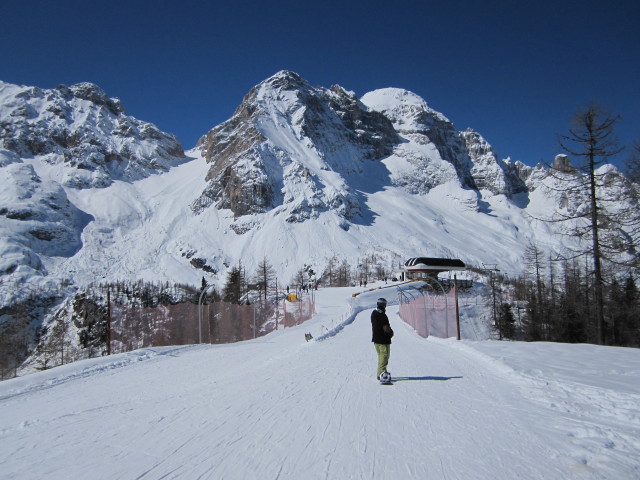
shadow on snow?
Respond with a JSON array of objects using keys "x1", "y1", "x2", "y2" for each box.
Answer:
[{"x1": 392, "y1": 376, "x2": 463, "y2": 382}]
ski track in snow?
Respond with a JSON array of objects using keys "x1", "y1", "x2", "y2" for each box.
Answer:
[{"x1": 1, "y1": 287, "x2": 639, "y2": 479}]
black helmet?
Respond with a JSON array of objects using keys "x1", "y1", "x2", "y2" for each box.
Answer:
[{"x1": 377, "y1": 298, "x2": 387, "y2": 309}]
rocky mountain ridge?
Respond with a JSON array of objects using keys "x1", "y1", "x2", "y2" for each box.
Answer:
[
  {"x1": 192, "y1": 72, "x2": 536, "y2": 228},
  {"x1": 193, "y1": 72, "x2": 400, "y2": 224},
  {"x1": 0, "y1": 80, "x2": 186, "y2": 189}
]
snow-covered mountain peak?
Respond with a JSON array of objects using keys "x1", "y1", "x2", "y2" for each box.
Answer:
[
  {"x1": 361, "y1": 87, "x2": 451, "y2": 132},
  {"x1": 259, "y1": 70, "x2": 308, "y2": 91},
  {"x1": 0, "y1": 80, "x2": 185, "y2": 189},
  {"x1": 65, "y1": 82, "x2": 125, "y2": 115},
  {"x1": 193, "y1": 71, "x2": 398, "y2": 223},
  {"x1": 361, "y1": 86, "x2": 530, "y2": 196}
]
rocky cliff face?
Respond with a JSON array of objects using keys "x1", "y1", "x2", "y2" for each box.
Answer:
[
  {"x1": 192, "y1": 71, "x2": 399, "y2": 224},
  {"x1": 0, "y1": 81, "x2": 186, "y2": 189},
  {"x1": 0, "y1": 80, "x2": 188, "y2": 307},
  {"x1": 192, "y1": 73, "x2": 532, "y2": 229},
  {"x1": 360, "y1": 88, "x2": 528, "y2": 197}
]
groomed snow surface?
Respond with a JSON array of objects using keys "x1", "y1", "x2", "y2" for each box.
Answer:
[{"x1": 1, "y1": 285, "x2": 639, "y2": 479}]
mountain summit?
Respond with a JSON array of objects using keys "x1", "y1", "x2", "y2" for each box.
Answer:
[
  {"x1": 0, "y1": 80, "x2": 186, "y2": 189},
  {"x1": 361, "y1": 87, "x2": 527, "y2": 196},
  {"x1": 192, "y1": 71, "x2": 530, "y2": 229},
  {"x1": 193, "y1": 71, "x2": 399, "y2": 224}
]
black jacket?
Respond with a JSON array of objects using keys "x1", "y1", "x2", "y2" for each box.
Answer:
[{"x1": 371, "y1": 308, "x2": 393, "y2": 344}]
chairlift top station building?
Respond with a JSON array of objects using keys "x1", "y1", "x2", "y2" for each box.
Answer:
[{"x1": 404, "y1": 257, "x2": 466, "y2": 281}]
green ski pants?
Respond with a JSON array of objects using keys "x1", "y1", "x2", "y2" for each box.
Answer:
[{"x1": 374, "y1": 343, "x2": 391, "y2": 377}]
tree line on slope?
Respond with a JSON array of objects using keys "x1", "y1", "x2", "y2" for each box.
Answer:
[
  {"x1": 1, "y1": 254, "x2": 380, "y2": 379},
  {"x1": 490, "y1": 102, "x2": 640, "y2": 347},
  {"x1": 489, "y1": 253, "x2": 639, "y2": 347}
]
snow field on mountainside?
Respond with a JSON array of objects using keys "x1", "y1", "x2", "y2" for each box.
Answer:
[{"x1": 1, "y1": 286, "x2": 639, "y2": 479}]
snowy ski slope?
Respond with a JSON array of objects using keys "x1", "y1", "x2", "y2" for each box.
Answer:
[{"x1": 1, "y1": 286, "x2": 639, "y2": 479}]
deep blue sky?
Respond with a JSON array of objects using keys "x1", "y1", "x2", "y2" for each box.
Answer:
[{"x1": 2, "y1": 0, "x2": 638, "y2": 166}]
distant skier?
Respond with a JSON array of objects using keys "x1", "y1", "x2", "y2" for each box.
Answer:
[{"x1": 371, "y1": 298, "x2": 393, "y2": 381}]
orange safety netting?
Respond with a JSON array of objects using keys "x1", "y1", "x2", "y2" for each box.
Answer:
[
  {"x1": 109, "y1": 294, "x2": 315, "y2": 354},
  {"x1": 398, "y1": 284, "x2": 459, "y2": 339}
]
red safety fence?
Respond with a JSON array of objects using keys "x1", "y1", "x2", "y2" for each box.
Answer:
[
  {"x1": 109, "y1": 294, "x2": 315, "y2": 354},
  {"x1": 397, "y1": 283, "x2": 459, "y2": 339}
]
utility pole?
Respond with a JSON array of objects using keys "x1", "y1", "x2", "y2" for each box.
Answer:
[
  {"x1": 106, "y1": 288, "x2": 111, "y2": 355},
  {"x1": 199, "y1": 286, "x2": 216, "y2": 344}
]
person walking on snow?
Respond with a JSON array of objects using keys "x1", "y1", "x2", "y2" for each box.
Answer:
[{"x1": 371, "y1": 298, "x2": 393, "y2": 379}]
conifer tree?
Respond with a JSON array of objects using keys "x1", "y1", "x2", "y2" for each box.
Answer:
[
  {"x1": 222, "y1": 265, "x2": 244, "y2": 304},
  {"x1": 324, "y1": 256, "x2": 338, "y2": 287},
  {"x1": 497, "y1": 303, "x2": 515, "y2": 339},
  {"x1": 559, "y1": 103, "x2": 624, "y2": 344},
  {"x1": 255, "y1": 257, "x2": 275, "y2": 303},
  {"x1": 337, "y1": 259, "x2": 351, "y2": 287}
]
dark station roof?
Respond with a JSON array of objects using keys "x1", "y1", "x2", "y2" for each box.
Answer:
[{"x1": 404, "y1": 257, "x2": 466, "y2": 271}]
